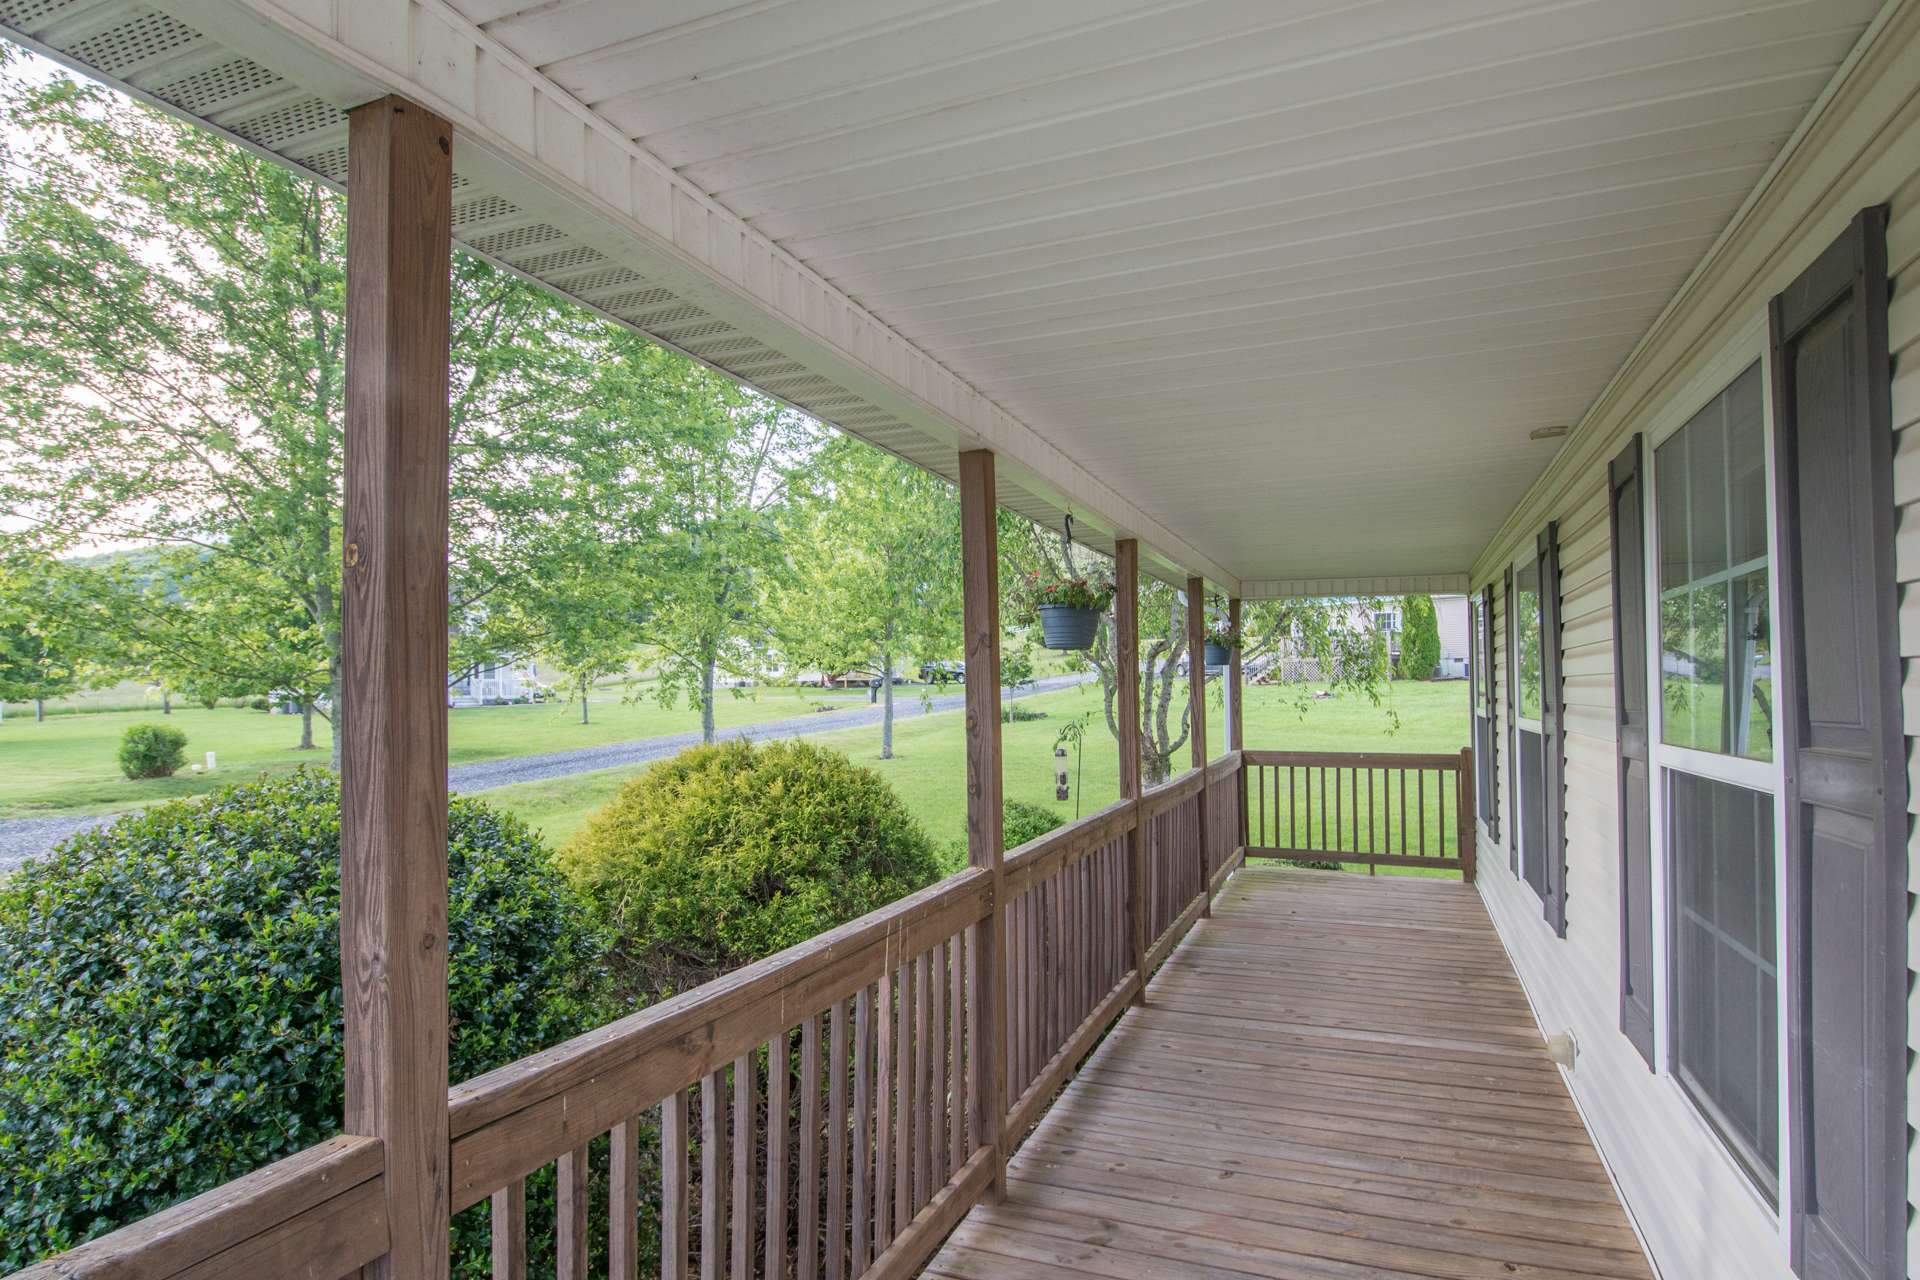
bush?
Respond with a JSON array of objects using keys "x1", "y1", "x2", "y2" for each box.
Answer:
[
  {"x1": 1395, "y1": 595, "x2": 1441, "y2": 680},
  {"x1": 116, "y1": 722, "x2": 187, "y2": 778},
  {"x1": 562, "y1": 740, "x2": 940, "y2": 993},
  {"x1": 0, "y1": 769, "x2": 605, "y2": 1272},
  {"x1": 1004, "y1": 799, "x2": 1064, "y2": 850},
  {"x1": 247, "y1": 696, "x2": 270, "y2": 711}
]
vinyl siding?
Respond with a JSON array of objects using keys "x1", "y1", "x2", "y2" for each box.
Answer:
[
  {"x1": 1470, "y1": 6, "x2": 1920, "y2": 1276},
  {"x1": 1886, "y1": 165, "x2": 1920, "y2": 1280}
]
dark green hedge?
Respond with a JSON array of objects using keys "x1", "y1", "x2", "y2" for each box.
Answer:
[{"x1": 0, "y1": 768, "x2": 605, "y2": 1272}]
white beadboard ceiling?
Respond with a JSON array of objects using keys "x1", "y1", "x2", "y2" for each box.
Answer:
[{"x1": 1, "y1": 0, "x2": 1884, "y2": 592}]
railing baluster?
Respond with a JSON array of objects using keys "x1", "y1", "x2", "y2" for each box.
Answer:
[
  {"x1": 894, "y1": 955, "x2": 915, "y2": 1226},
  {"x1": 800, "y1": 1014, "x2": 822, "y2": 1280},
  {"x1": 852, "y1": 987, "x2": 872, "y2": 1274},
  {"x1": 611, "y1": 1116, "x2": 642, "y2": 1280},
  {"x1": 557, "y1": 1144, "x2": 588, "y2": 1280},
  {"x1": 829, "y1": 1000, "x2": 850, "y2": 1280},
  {"x1": 874, "y1": 968, "x2": 895, "y2": 1253},
  {"x1": 948, "y1": 932, "x2": 966, "y2": 1169},
  {"x1": 732, "y1": 1053, "x2": 756, "y2": 1280},
  {"x1": 927, "y1": 944, "x2": 946, "y2": 1192},
  {"x1": 1400, "y1": 767, "x2": 1409, "y2": 856},
  {"x1": 767, "y1": 1030, "x2": 790, "y2": 1280},
  {"x1": 490, "y1": 1179, "x2": 526, "y2": 1280},
  {"x1": 1418, "y1": 769, "x2": 1427, "y2": 857},
  {"x1": 701, "y1": 1072, "x2": 727, "y2": 1280},
  {"x1": 663, "y1": 1091, "x2": 689, "y2": 1280}
]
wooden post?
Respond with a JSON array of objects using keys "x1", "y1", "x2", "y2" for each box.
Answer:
[
  {"x1": 1185, "y1": 577, "x2": 1210, "y2": 918},
  {"x1": 1458, "y1": 746, "x2": 1478, "y2": 883},
  {"x1": 342, "y1": 95, "x2": 453, "y2": 1280},
  {"x1": 1115, "y1": 540, "x2": 1146, "y2": 1003},
  {"x1": 957, "y1": 450, "x2": 1007, "y2": 1199},
  {"x1": 1228, "y1": 597, "x2": 1246, "y2": 849}
]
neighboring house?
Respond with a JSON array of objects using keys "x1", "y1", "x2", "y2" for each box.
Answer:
[
  {"x1": 447, "y1": 661, "x2": 538, "y2": 707},
  {"x1": 1433, "y1": 594, "x2": 1470, "y2": 679}
]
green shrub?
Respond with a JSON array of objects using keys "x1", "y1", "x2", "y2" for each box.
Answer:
[
  {"x1": 247, "y1": 696, "x2": 270, "y2": 711},
  {"x1": 116, "y1": 722, "x2": 187, "y2": 779},
  {"x1": 562, "y1": 740, "x2": 940, "y2": 993},
  {"x1": 0, "y1": 769, "x2": 605, "y2": 1272},
  {"x1": 1003, "y1": 799, "x2": 1064, "y2": 850},
  {"x1": 1395, "y1": 595, "x2": 1440, "y2": 681}
]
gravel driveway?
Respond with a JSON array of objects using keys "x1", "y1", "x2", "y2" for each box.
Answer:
[{"x1": 0, "y1": 673, "x2": 1092, "y2": 875}]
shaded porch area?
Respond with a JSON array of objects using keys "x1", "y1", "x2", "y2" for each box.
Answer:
[{"x1": 930, "y1": 866, "x2": 1654, "y2": 1280}]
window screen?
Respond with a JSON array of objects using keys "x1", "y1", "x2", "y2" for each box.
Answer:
[
  {"x1": 1670, "y1": 770, "x2": 1778, "y2": 1198},
  {"x1": 1516, "y1": 560, "x2": 1542, "y2": 722},
  {"x1": 1655, "y1": 363, "x2": 1772, "y2": 760}
]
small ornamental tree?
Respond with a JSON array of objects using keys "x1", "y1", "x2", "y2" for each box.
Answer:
[
  {"x1": 561, "y1": 739, "x2": 940, "y2": 997},
  {"x1": 1396, "y1": 595, "x2": 1441, "y2": 680},
  {"x1": 0, "y1": 769, "x2": 605, "y2": 1273}
]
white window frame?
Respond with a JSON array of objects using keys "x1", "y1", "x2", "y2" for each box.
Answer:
[
  {"x1": 1508, "y1": 545, "x2": 1544, "y2": 898},
  {"x1": 1637, "y1": 312, "x2": 1792, "y2": 1237}
]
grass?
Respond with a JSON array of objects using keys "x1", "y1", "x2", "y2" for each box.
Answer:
[
  {"x1": 485, "y1": 678, "x2": 1471, "y2": 853},
  {"x1": 0, "y1": 679, "x2": 879, "y2": 818}
]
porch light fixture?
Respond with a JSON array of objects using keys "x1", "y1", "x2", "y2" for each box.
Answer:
[{"x1": 1529, "y1": 424, "x2": 1571, "y2": 441}]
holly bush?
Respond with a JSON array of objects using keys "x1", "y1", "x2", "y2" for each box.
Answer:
[{"x1": 0, "y1": 768, "x2": 605, "y2": 1272}]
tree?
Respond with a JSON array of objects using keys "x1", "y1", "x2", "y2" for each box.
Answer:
[
  {"x1": 1002, "y1": 522, "x2": 1393, "y2": 783},
  {"x1": 0, "y1": 64, "x2": 677, "y2": 765},
  {"x1": 0, "y1": 552, "x2": 95, "y2": 718},
  {"x1": 644, "y1": 386, "x2": 822, "y2": 744},
  {"x1": 776, "y1": 438, "x2": 959, "y2": 759},
  {"x1": 1395, "y1": 595, "x2": 1440, "y2": 680}
]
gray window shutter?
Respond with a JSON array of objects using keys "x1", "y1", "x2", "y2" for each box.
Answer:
[
  {"x1": 1481, "y1": 583, "x2": 1501, "y2": 839},
  {"x1": 1771, "y1": 207, "x2": 1905, "y2": 1280},
  {"x1": 1538, "y1": 522, "x2": 1567, "y2": 937},
  {"x1": 1505, "y1": 566, "x2": 1518, "y2": 876},
  {"x1": 1608, "y1": 436, "x2": 1654, "y2": 1065}
]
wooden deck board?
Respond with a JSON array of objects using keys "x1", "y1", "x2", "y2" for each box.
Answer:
[{"x1": 925, "y1": 865, "x2": 1653, "y2": 1280}]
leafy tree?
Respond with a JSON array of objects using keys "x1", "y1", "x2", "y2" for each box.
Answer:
[
  {"x1": 776, "y1": 438, "x2": 959, "y2": 758},
  {"x1": 0, "y1": 552, "x2": 95, "y2": 719},
  {"x1": 1395, "y1": 595, "x2": 1441, "y2": 679},
  {"x1": 0, "y1": 65, "x2": 678, "y2": 764}
]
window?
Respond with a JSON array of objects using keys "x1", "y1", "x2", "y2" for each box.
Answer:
[
  {"x1": 1669, "y1": 772, "x2": 1778, "y2": 1196},
  {"x1": 1372, "y1": 608, "x2": 1400, "y2": 634},
  {"x1": 1511, "y1": 547, "x2": 1548, "y2": 902},
  {"x1": 1515, "y1": 560, "x2": 1542, "y2": 723},
  {"x1": 1644, "y1": 357, "x2": 1783, "y2": 1207},
  {"x1": 1655, "y1": 365, "x2": 1772, "y2": 761}
]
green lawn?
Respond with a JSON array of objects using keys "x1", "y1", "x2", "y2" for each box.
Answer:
[
  {"x1": 486, "y1": 678, "x2": 1471, "y2": 856},
  {"x1": 0, "y1": 680, "x2": 878, "y2": 817}
]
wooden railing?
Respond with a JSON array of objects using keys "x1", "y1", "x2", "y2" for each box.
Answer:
[
  {"x1": 1243, "y1": 749, "x2": 1476, "y2": 880},
  {"x1": 12, "y1": 755, "x2": 1245, "y2": 1280},
  {"x1": 7, "y1": 746, "x2": 1477, "y2": 1280}
]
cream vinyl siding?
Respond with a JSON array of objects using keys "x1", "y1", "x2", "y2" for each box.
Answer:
[
  {"x1": 1470, "y1": 5, "x2": 1920, "y2": 1276},
  {"x1": 1886, "y1": 169, "x2": 1920, "y2": 1280}
]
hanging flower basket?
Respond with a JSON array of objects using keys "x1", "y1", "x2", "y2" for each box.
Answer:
[
  {"x1": 1039, "y1": 603, "x2": 1104, "y2": 651},
  {"x1": 1026, "y1": 574, "x2": 1115, "y2": 651},
  {"x1": 1202, "y1": 620, "x2": 1238, "y2": 669}
]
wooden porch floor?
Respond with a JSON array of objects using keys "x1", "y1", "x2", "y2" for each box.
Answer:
[{"x1": 925, "y1": 865, "x2": 1655, "y2": 1280}]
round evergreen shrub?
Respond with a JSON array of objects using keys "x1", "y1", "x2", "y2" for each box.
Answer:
[
  {"x1": 116, "y1": 722, "x2": 187, "y2": 778},
  {"x1": 0, "y1": 769, "x2": 605, "y2": 1271},
  {"x1": 1395, "y1": 595, "x2": 1441, "y2": 681},
  {"x1": 1003, "y1": 799, "x2": 1064, "y2": 850},
  {"x1": 561, "y1": 740, "x2": 940, "y2": 992}
]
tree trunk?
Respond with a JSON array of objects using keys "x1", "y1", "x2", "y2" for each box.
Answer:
[
  {"x1": 579, "y1": 673, "x2": 590, "y2": 725},
  {"x1": 327, "y1": 655, "x2": 344, "y2": 771},
  {"x1": 880, "y1": 650, "x2": 894, "y2": 760},
  {"x1": 701, "y1": 654, "x2": 717, "y2": 744},
  {"x1": 300, "y1": 700, "x2": 316, "y2": 751},
  {"x1": 161, "y1": 690, "x2": 171, "y2": 715},
  {"x1": 34, "y1": 698, "x2": 44, "y2": 722}
]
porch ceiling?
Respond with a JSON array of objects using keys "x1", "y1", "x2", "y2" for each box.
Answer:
[{"x1": 1, "y1": 0, "x2": 1884, "y2": 593}]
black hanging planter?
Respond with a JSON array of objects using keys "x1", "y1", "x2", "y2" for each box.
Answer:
[
  {"x1": 1038, "y1": 604, "x2": 1102, "y2": 651},
  {"x1": 1204, "y1": 641, "x2": 1234, "y2": 668}
]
